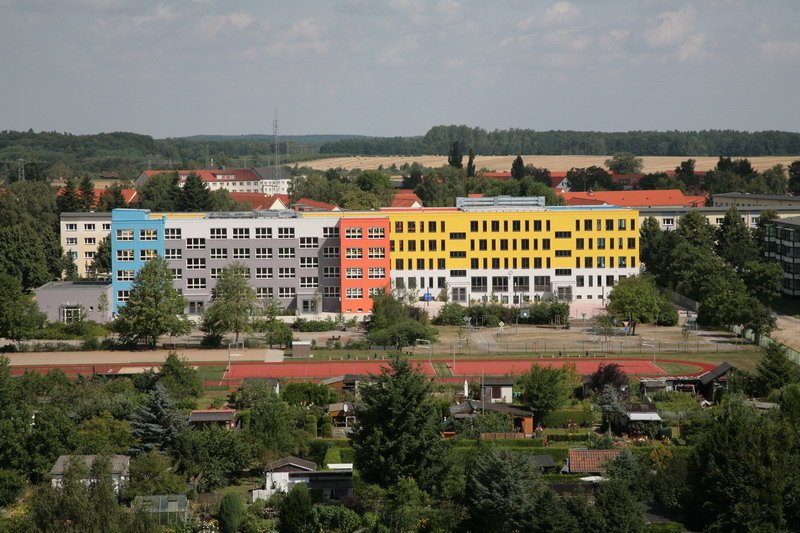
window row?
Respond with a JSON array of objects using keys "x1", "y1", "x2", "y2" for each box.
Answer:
[{"x1": 393, "y1": 220, "x2": 446, "y2": 234}]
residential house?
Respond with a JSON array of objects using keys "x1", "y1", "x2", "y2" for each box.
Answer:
[
  {"x1": 560, "y1": 189, "x2": 706, "y2": 209},
  {"x1": 228, "y1": 192, "x2": 287, "y2": 211},
  {"x1": 449, "y1": 399, "x2": 535, "y2": 436},
  {"x1": 131, "y1": 495, "x2": 189, "y2": 526},
  {"x1": 565, "y1": 449, "x2": 621, "y2": 474},
  {"x1": 60, "y1": 212, "x2": 112, "y2": 277},
  {"x1": 327, "y1": 402, "x2": 357, "y2": 434},
  {"x1": 765, "y1": 216, "x2": 800, "y2": 296},
  {"x1": 713, "y1": 192, "x2": 800, "y2": 208},
  {"x1": 390, "y1": 189, "x2": 423, "y2": 208},
  {"x1": 291, "y1": 198, "x2": 341, "y2": 212},
  {"x1": 255, "y1": 456, "x2": 353, "y2": 502},
  {"x1": 135, "y1": 167, "x2": 293, "y2": 195},
  {"x1": 50, "y1": 455, "x2": 130, "y2": 495},
  {"x1": 481, "y1": 376, "x2": 515, "y2": 404},
  {"x1": 187, "y1": 409, "x2": 240, "y2": 430}
]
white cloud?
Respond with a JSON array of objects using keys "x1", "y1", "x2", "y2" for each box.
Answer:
[
  {"x1": 378, "y1": 34, "x2": 420, "y2": 66},
  {"x1": 678, "y1": 33, "x2": 706, "y2": 61},
  {"x1": 543, "y1": 29, "x2": 591, "y2": 52},
  {"x1": 435, "y1": 0, "x2": 460, "y2": 16},
  {"x1": 228, "y1": 12, "x2": 253, "y2": 30},
  {"x1": 644, "y1": 6, "x2": 696, "y2": 47},
  {"x1": 598, "y1": 29, "x2": 630, "y2": 51},
  {"x1": 759, "y1": 40, "x2": 800, "y2": 60},
  {"x1": 517, "y1": 1, "x2": 580, "y2": 31}
]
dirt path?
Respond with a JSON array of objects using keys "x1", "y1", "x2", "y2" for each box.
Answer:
[
  {"x1": 771, "y1": 315, "x2": 800, "y2": 353},
  {"x1": 4, "y1": 348, "x2": 283, "y2": 366}
]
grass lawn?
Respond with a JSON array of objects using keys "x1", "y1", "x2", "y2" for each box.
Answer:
[{"x1": 196, "y1": 365, "x2": 226, "y2": 381}]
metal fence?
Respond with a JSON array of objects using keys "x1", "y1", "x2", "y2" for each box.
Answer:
[{"x1": 731, "y1": 325, "x2": 800, "y2": 365}]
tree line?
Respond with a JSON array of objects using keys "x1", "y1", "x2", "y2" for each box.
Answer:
[{"x1": 319, "y1": 125, "x2": 800, "y2": 156}]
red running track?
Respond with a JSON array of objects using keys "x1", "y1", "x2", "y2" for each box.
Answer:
[
  {"x1": 448, "y1": 359, "x2": 667, "y2": 377},
  {"x1": 223, "y1": 360, "x2": 436, "y2": 379}
]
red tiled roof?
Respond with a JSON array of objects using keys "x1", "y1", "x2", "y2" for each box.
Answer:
[
  {"x1": 468, "y1": 193, "x2": 484, "y2": 198},
  {"x1": 228, "y1": 192, "x2": 286, "y2": 210},
  {"x1": 568, "y1": 449, "x2": 621, "y2": 474},
  {"x1": 143, "y1": 169, "x2": 261, "y2": 183},
  {"x1": 560, "y1": 189, "x2": 707, "y2": 207},
  {"x1": 292, "y1": 198, "x2": 339, "y2": 211},
  {"x1": 56, "y1": 187, "x2": 137, "y2": 207},
  {"x1": 481, "y1": 171, "x2": 512, "y2": 181},
  {"x1": 391, "y1": 189, "x2": 423, "y2": 208}
]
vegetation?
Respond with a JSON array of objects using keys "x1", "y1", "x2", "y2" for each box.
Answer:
[
  {"x1": 201, "y1": 262, "x2": 259, "y2": 345},
  {"x1": 366, "y1": 290, "x2": 437, "y2": 348},
  {"x1": 515, "y1": 365, "x2": 575, "y2": 422}
]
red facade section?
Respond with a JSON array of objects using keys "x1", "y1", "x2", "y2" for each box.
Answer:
[{"x1": 339, "y1": 217, "x2": 391, "y2": 314}]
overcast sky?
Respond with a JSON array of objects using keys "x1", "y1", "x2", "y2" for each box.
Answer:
[{"x1": 1, "y1": 0, "x2": 799, "y2": 138}]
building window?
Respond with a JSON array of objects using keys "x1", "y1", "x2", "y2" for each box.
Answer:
[
  {"x1": 139, "y1": 249, "x2": 157, "y2": 260},
  {"x1": 65, "y1": 223, "x2": 78, "y2": 232},
  {"x1": 210, "y1": 248, "x2": 228, "y2": 259},
  {"x1": 116, "y1": 229, "x2": 133, "y2": 241},
  {"x1": 256, "y1": 287, "x2": 273, "y2": 299},
  {"x1": 450, "y1": 232, "x2": 466, "y2": 240},
  {"x1": 368, "y1": 267, "x2": 385, "y2": 279},
  {"x1": 471, "y1": 276, "x2": 487, "y2": 292},
  {"x1": 300, "y1": 277, "x2": 318, "y2": 288},
  {"x1": 233, "y1": 228, "x2": 250, "y2": 239},
  {"x1": 140, "y1": 229, "x2": 157, "y2": 241},
  {"x1": 164, "y1": 228, "x2": 181, "y2": 239},
  {"x1": 555, "y1": 231, "x2": 571, "y2": 238},
  {"x1": 117, "y1": 290, "x2": 130, "y2": 302},
  {"x1": 116, "y1": 270, "x2": 134, "y2": 281},
  {"x1": 345, "y1": 248, "x2": 363, "y2": 259},
  {"x1": 554, "y1": 269, "x2": 572, "y2": 276},
  {"x1": 492, "y1": 276, "x2": 508, "y2": 292},
  {"x1": 345, "y1": 227, "x2": 363, "y2": 239},
  {"x1": 300, "y1": 237, "x2": 318, "y2": 249},
  {"x1": 618, "y1": 219, "x2": 627, "y2": 230},
  {"x1": 597, "y1": 257, "x2": 606, "y2": 268},
  {"x1": 210, "y1": 268, "x2": 223, "y2": 279},
  {"x1": 188, "y1": 301, "x2": 205, "y2": 314},
  {"x1": 187, "y1": 258, "x2": 206, "y2": 269},
  {"x1": 84, "y1": 237, "x2": 96, "y2": 246},
  {"x1": 323, "y1": 246, "x2": 339, "y2": 258},
  {"x1": 277, "y1": 227, "x2": 295, "y2": 239},
  {"x1": 102, "y1": 223, "x2": 111, "y2": 230},
  {"x1": 210, "y1": 228, "x2": 227, "y2": 239},
  {"x1": 187, "y1": 238, "x2": 205, "y2": 249},
  {"x1": 555, "y1": 250, "x2": 572, "y2": 257},
  {"x1": 619, "y1": 256, "x2": 627, "y2": 268},
  {"x1": 84, "y1": 223, "x2": 95, "y2": 231},
  {"x1": 323, "y1": 286, "x2": 340, "y2": 298},
  {"x1": 255, "y1": 267, "x2": 273, "y2": 279},
  {"x1": 187, "y1": 278, "x2": 207, "y2": 289},
  {"x1": 233, "y1": 248, "x2": 250, "y2": 259},
  {"x1": 165, "y1": 249, "x2": 182, "y2": 260},
  {"x1": 407, "y1": 221, "x2": 416, "y2": 233},
  {"x1": 368, "y1": 247, "x2": 385, "y2": 259},
  {"x1": 278, "y1": 267, "x2": 295, "y2": 279},
  {"x1": 65, "y1": 237, "x2": 78, "y2": 245},
  {"x1": 323, "y1": 227, "x2": 339, "y2": 238},
  {"x1": 597, "y1": 238, "x2": 606, "y2": 250},
  {"x1": 346, "y1": 268, "x2": 363, "y2": 279},
  {"x1": 116, "y1": 249, "x2": 134, "y2": 262},
  {"x1": 254, "y1": 247, "x2": 271, "y2": 259},
  {"x1": 346, "y1": 288, "x2": 363, "y2": 299},
  {"x1": 300, "y1": 257, "x2": 318, "y2": 268},
  {"x1": 279, "y1": 287, "x2": 296, "y2": 298},
  {"x1": 368, "y1": 227, "x2": 385, "y2": 239},
  {"x1": 171, "y1": 268, "x2": 182, "y2": 280},
  {"x1": 255, "y1": 227, "x2": 272, "y2": 239}
]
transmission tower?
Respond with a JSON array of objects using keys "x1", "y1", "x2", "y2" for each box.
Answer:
[
  {"x1": 273, "y1": 109, "x2": 279, "y2": 171},
  {"x1": 18, "y1": 158, "x2": 25, "y2": 181}
]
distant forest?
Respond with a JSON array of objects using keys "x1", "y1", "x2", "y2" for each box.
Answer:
[
  {"x1": 2, "y1": 126, "x2": 799, "y2": 183},
  {"x1": 319, "y1": 125, "x2": 800, "y2": 157}
]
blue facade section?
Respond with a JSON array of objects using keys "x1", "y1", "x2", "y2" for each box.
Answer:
[{"x1": 111, "y1": 209, "x2": 166, "y2": 313}]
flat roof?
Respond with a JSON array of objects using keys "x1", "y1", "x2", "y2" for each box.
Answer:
[
  {"x1": 60, "y1": 212, "x2": 112, "y2": 219},
  {"x1": 714, "y1": 192, "x2": 800, "y2": 201},
  {"x1": 35, "y1": 281, "x2": 111, "y2": 291}
]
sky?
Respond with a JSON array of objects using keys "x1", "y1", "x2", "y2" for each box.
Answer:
[{"x1": 1, "y1": 0, "x2": 799, "y2": 138}]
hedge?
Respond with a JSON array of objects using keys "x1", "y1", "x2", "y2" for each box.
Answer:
[{"x1": 545, "y1": 433, "x2": 594, "y2": 443}]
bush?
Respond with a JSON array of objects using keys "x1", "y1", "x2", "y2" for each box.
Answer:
[
  {"x1": 434, "y1": 302, "x2": 467, "y2": 326},
  {"x1": 307, "y1": 440, "x2": 332, "y2": 467},
  {"x1": 324, "y1": 446, "x2": 343, "y2": 466},
  {"x1": 0, "y1": 469, "x2": 26, "y2": 506},
  {"x1": 545, "y1": 433, "x2": 594, "y2": 443},
  {"x1": 80, "y1": 336, "x2": 100, "y2": 351},
  {"x1": 311, "y1": 505, "x2": 361, "y2": 532},
  {"x1": 657, "y1": 301, "x2": 679, "y2": 326},
  {"x1": 293, "y1": 317, "x2": 337, "y2": 332},
  {"x1": 218, "y1": 493, "x2": 243, "y2": 533}
]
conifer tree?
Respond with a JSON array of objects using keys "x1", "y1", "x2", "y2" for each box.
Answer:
[
  {"x1": 130, "y1": 383, "x2": 187, "y2": 454},
  {"x1": 755, "y1": 342, "x2": 800, "y2": 397},
  {"x1": 57, "y1": 178, "x2": 82, "y2": 213},
  {"x1": 278, "y1": 483, "x2": 311, "y2": 533},
  {"x1": 178, "y1": 172, "x2": 213, "y2": 212},
  {"x1": 511, "y1": 155, "x2": 525, "y2": 181},
  {"x1": 466, "y1": 148, "x2": 476, "y2": 177},
  {"x1": 448, "y1": 142, "x2": 463, "y2": 169},
  {"x1": 99, "y1": 183, "x2": 127, "y2": 211},
  {"x1": 78, "y1": 175, "x2": 96, "y2": 211}
]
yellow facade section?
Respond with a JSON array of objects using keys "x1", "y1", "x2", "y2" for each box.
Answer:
[{"x1": 305, "y1": 208, "x2": 639, "y2": 273}]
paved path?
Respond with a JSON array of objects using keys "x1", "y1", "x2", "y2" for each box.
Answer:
[{"x1": 4, "y1": 348, "x2": 283, "y2": 367}]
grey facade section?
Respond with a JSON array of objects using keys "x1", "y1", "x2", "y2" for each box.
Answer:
[{"x1": 34, "y1": 281, "x2": 113, "y2": 323}]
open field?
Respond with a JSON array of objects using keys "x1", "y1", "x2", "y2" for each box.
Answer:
[{"x1": 303, "y1": 155, "x2": 799, "y2": 172}]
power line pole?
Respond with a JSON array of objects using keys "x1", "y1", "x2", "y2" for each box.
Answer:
[
  {"x1": 273, "y1": 108, "x2": 279, "y2": 170},
  {"x1": 18, "y1": 158, "x2": 25, "y2": 181}
]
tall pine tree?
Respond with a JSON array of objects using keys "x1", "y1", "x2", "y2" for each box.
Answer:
[
  {"x1": 178, "y1": 172, "x2": 213, "y2": 212},
  {"x1": 447, "y1": 142, "x2": 463, "y2": 169},
  {"x1": 78, "y1": 175, "x2": 96, "y2": 211},
  {"x1": 511, "y1": 155, "x2": 525, "y2": 181},
  {"x1": 466, "y1": 148, "x2": 476, "y2": 177},
  {"x1": 57, "y1": 178, "x2": 82, "y2": 213},
  {"x1": 99, "y1": 184, "x2": 127, "y2": 211},
  {"x1": 130, "y1": 383, "x2": 187, "y2": 454}
]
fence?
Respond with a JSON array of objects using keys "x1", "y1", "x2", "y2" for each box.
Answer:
[
  {"x1": 731, "y1": 325, "x2": 800, "y2": 365},
  {"x1": 658, "y1": 286, "x2": 700, "y2": 313}
]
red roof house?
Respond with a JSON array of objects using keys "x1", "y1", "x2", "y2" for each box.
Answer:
[
  {"x1": 567, "y1": 449, "x2": 622, "y2": 474},
  {"x1": 560, "y1": 189, "x2": 707, "y2": 208},
  {"x1": 228, "y1": 193, "x2": 287, "y2": 210},
  {"x1": 390, "y1": 189, "x2": 423, "y2": 208},
  {"x1": 291, "y1": 198, "x2": 341, "y2": 212}
]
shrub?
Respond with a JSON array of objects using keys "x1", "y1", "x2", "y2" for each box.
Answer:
[
  {"x1": 218, "y1": 493, "x2": 243, "y2": 533},
  {"x1": 657, "y1": 301, "x2": 679, "y2": 326},
  {"x1": 434, "y1": 302, "x2": 467, "y2": 326},
  {"x1": 542, "y1": 409, "x2": 596, "y2": 428},
  {"x1": 324, "y1": 446, "x2": 343, "y2": 466},
  {"x1": 293, "y1": 317, "x2": 337, "y2": 332},
  {"x1": 0, "y1": 469, "x2": 26, "y2": 506}
]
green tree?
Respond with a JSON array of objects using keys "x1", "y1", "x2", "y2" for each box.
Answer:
[
  {"x1": 99, "y1": 183, "x2": 127, "y2": 211},
  {"x1": 511, "y1": 155, "x2": 525, "y2": 181},
  {"x1": 675, "y1": 210, "x2": 715, "y2": 250},
  {"x1": 178, "y1": 172, "x2": 213, "y2": 212},
  {"x1": 755, "y1": 342, "x2": 800, "y2": 397},
  {"x1": 130, "y1": 383, "x2": 187, "y2": 454},
  {"x1": 715, "y1": 207, "x2": 759, "y2": 271},
  {"x1": 210, "y1": 188, "x2": 249, "y2": 211},
  {"x1": 596, "y1": 384, "x2": 625, "y2": 432},
  {"x1": 351, "y1": 354, "x2": 446, "y2": 490},
  {"x1": 366, "y1": 290, "x2": 437, "y2": 348},
  {"x1": 57, "y1": 178, "x2": 83, "y2": 213},
  {"x1": 202, "y1": 262, "x2": 258, "y2": 343},
  {"x1": 448, "y1": 141, "x2": 463, "y2": 169},
  {"x1": 89, "y1": 235, "x2": 111, "y2": 278},
  {"x1": 466, "y1": 147, "x2": 476, "y2": 177},
  {"x1": 0, "y1": 469, "x2": 26, "y2": 507},
  {"x1": 248, "y1": 392, "x2": 306, "y2": 459},
  {"x1": 78, "y1": 175, "x2": 96, "y2": 211},
  {"x1": 76, "y1": 411, "x2": 135, "y2": 454},
  {"x1": 0, "y1": 224, "x2": 51, "y2": 290},
  {"x1": 466, "y1": 448, "x2": 540, "y2": 532},
  {"x1": 752, "y1": 209, "x2": 779, "y2": 255},
  {"x1": 159, "y1": 352, "x2": 203, "y2": 402},
  {"x1": 175, "y1": 426, "x2": 254, "y2": 492},
  {"x1": 124, "y1": 451, "x2": 186, "y2": 499},
  {"x1": 278, "y1": 483, "x2": 312, "y2": 533},
  {"x1": 607, "y1": 275, "x2": 664, "y2": 334},
  {"x1": 0, "y1": 273, "x2": 46, "y2": 345},
  {"x1": 788, "y1": 160, "x2": 800, "y2": 196},
  {"x1": 593, "y1": 478, "x2": 645, "y2": 532},
  {"x1": 280, "y1": 381, "x2": 336, "y2": 407},
  {"x1": 741, "y1": 260, "x2": 783, "y2": 305},
  {"x1": 138, "y1": 172, "x2": 182, "y2": 212},
  {"x1": 111, "y1": 257, "x2": 190, "y2": 348},
  {"x1": 605, "y1": 152, "x2": 643, "y2": 174},
  {"x1": 218, "y1": 492, "x2": 244, "y2": 533},
  {"x1": 515, "y1": 365, "x2": 572, "y2": 423},
  {"x1": 340, "y1": 189, "x2": 380, "y2": 210}
]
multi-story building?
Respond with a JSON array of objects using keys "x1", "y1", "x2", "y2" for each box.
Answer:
[
  {"x1": 60, "y1": 212, "x2": 112, "y2": 277},
  {"x1": 638, "y1": 206, "x2": 800, "y2": 231},
  {"x1": 134, "y1": 167, "x2": 293, "y2": 195},
  {"x1": 765, "y1": 216, "x2": 800, "y2": 297},
  {"x1": 108, "y1": 201, "x2": 640, "y2": 317}
]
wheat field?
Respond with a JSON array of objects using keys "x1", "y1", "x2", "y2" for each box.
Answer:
[{"x1": 304, "y1": 155, "x2": 799, "y2": 173}]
